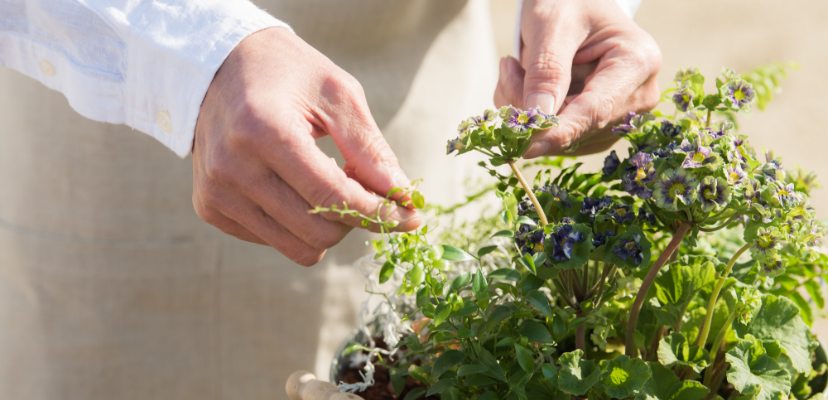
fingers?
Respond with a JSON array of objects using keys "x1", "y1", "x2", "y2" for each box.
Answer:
[
  {"x1": 519, "y1": 1, "x2": 586, "y2": 114},
  {"x1": 494, "y1": 56, "x2": 526, "y2": 108},
  {"x1": 313, "y1": 73, "x2": 414, "y2": 203}
]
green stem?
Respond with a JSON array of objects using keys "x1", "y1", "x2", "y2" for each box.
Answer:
[
  {"x1": 626, "y1": 222, "x2": 693, "y2": 357},
  {"x1": 704, "y1": 308, "x2": 739, "y2": 387},
  {"x1": 698, "y1": 213, "x2": 742, "y2": 232},
  {"x1": 695, "y1": 243, "x2": 751, "y2": 347},
  {"x1": 706, "y1": 108, "x2": 712, "y2": 128},
  {"x1": 508, "y1": 161, "x2": 548, "y2": 227}
]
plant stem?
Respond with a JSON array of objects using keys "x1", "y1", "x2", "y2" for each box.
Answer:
[
  {"x1": 648, "y1": 326, "x2": 665, "y2": 362},
  {"x1": 695, "y1": 243, "x2": 751, "y2": 347},
  {"x1": 706, "y1": 108, "x2": 712, "y2": 128},
  {"x1": 576, "y1": 312, "x2": 586, "y2": 352},
  {"x1": 704, "y1": 308, "x2": 739, "y2": 387},
  {"x1": 698, "y1": 213, "x2": 742, "y2": 232},
  {"x1": 625, "y1": 221, "x2": 693, "y2": 357},
  {"x1": 508, "y1": 161, "x2": 548, "y2": 227}
]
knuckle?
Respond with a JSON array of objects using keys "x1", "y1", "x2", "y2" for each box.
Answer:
[
  {"x1": 308, "y1": 229, "x2": 345, "y2": 250},
  {"x1": 526, "y1": 50, "x2": 569, "y2": 82},
  {"x1": 193, "y1": 195, "x2": 221, "y2": 225}
]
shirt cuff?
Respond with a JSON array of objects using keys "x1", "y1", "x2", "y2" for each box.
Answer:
[{"x1": 124, "y1": 2, "x2": 292, "y2": 158}]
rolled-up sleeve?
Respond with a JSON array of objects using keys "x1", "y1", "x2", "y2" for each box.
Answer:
[{"x1": 0, "y1": 0, "x2": 292, "y2": 157}]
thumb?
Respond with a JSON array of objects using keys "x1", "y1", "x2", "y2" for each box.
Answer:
[{"x1": 520, "y1": 8, "x2": 583, "y2": 115}]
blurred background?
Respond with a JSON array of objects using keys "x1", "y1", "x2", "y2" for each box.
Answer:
[{"x1": 490, "y1": 0, "x2": 828, "y2": 335}]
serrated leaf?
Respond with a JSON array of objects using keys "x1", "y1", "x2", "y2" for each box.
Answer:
[
  {"x1": 557, "y1": 350, "x2": 600, "y2": 395},
  {"x1": 441, "y1": 245, "x2": 474, "y2": 261},
  {"x1": 489, "y1": 268, "x2": 522, "y2": 282},
  {"x1": 520, "y1": 319, "x2": 554, "y2": 343},
  {"x1": 654, "y1": 256, "x2": 718, "y2": 312},
  {"x1": 379, "y1": 261, "x2": 396, "y2": 284},
  {"x1": 726, "y1": 337, "x2": 792, "y2": 400},
  {"x1": 733, "y1": 294, "x2": 812, "y2": 374},
  {"x1": 669, "y1": 381, "x2": 709, "y2": 400},
  {"x1": 515, "y1": 343, "x2": 536, "y2": 372},
  {"x1": 526, "y1": 290, "x2": 552, "y2": 318},
  {"x1": 426, "y1": 377, "x2": 456, "y2": 397},
  {"x1": 599, "y1": 355, "x2": 650, "y2": 398},
  {"x1": 431, "y1": 350, "x2": 465, "y2": 381},
  {"x1": 478, "y1": 245, "x2": 498, "y2": 257},
  {"x1": 658, "y1": 332, "x2": 711, "y2": 373},
  {"x1": 457, "y1": 364, "x2": 488, "y2": 377},
  {"x1": 434, "y1": 301, "x2": 451, "y2": 327},
  {"x1": 636, "y1": 362, "x2": 709, "y2": 400}
]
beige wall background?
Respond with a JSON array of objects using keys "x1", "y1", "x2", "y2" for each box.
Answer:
[{"x1": 489, "y1": 0, "x2": 828, "y2": 333}]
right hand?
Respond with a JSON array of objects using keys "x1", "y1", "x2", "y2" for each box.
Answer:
[{"x1": 192, "y1": 27, "x2": 421, "y2": 266}]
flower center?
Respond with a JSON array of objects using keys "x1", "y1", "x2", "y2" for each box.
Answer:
[
  {"x1": 669, "y1": 183, "x2": 685, "y2": 199},
  {"x1": 533, "y1": 243, "x2": 545, "y2": 253},
  {"x1": 777, "y1": 188, "x2": 790, "y2": 198},
  {"x1": 704, "y1": 188, "x2": 717, "y2": 200},
  {"x1": 624, "y1": 241, "x2": 636, "y2": 251},
  {"x1": 616, "y1": 208, "x2": 627, "y2": 217},
  {"x1": 635, "y1": 169, "x2": 647, "y2": 183},
  {"x1": 729, "y1": 171, "x2": 740, "y2": 181},
  {"x1": 758, "y1": 234, "x2": 772, "y2": 248},
  {"x1": 517, "y1": 115, "x2": 530, "y2": 125},
  {"x1": 692, "y1": 152, "x2": 706, "y2": 164},
  {"x1": 734, "y1": 89, "x2": 746, "y2": 101}
]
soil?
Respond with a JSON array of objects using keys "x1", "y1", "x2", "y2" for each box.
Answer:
[{"x1": 338, "y1": 337, "x2": 439, "y2": 400}]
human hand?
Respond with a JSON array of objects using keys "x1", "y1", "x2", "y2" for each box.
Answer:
[
  {"x1": 494, "y1": 0, "x2": 662, "y2": 157},
  {"x1": 193, "y1": 27, "x2": 420, "y2": 266}
]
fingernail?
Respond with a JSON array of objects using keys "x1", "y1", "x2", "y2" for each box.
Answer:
[
  {"x1": 524, "y1": 141, "x2": 549, "y2": 159},
  {"x1": 526, "y1": 92, "x2": 556, "y2": 114}
]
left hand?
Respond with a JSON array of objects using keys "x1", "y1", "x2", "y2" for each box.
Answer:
[{"x1": 494, "y1": 0, "x2": 662, "y2": 157}]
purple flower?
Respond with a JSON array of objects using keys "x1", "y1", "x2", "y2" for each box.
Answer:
[
  {"x1": 446, "y1": 138, "x2": 464, "y2": 154},
  {"x1": 603, "y1": 150, "x2": 621, "y2": 176},
  {"x1": 540, "y1": 184, "x2": 572, "y2": 208},
  {"x1": 660, "y1": 121, "x2": 683, "y2": 138},
  {"x1": 612, "y1": 112, "x2": 654, "y2": 135},
  {"x1": 759, "y1": 258, "x2": 787, "y2": 278},
  {"x1": 721, "y1": 79, "x2": 756, "y2": 111},
  {"x1": 608, "y1": 204, "x2": 635, "y2": 225},
  {"x1": 517, "y1": 199, "x2": 536, "y2": 216},
  {"x1": 637, "y1": 208, "x2": 656, "y2": 226},
  {"x1": 679, "y1": 139, "x2": 718, "y2": 169},
  {"x1": 726, "y1": 163, "x2": 747, "y2": 185},
  {"x1": 504, "y1": 106, "x2": 543, "y2": 133},
  {"x1": 698, "y1": 176, "x2": 732, "y2": 212},
  {"x1": 672, "y1": 85, "x2": 695, "y2": 112},
  {"x1": 592, "y1": 230, "x2": 616, "y2": 247},
  {"x1": 548, "y1": 224, "x2": 585, "y2": 262},
  {"x1": 623, "y1": 152, "x2": 657, "y2": 199},
  {"x1": 515, "y1": 225, "x2": 545, "y2": 255},
  {"x1": 743, "y1": 178, "x2": 762, "y2": 205},
  {"x1": 771, "y1": 181, "x2": 802, "y2": 208},
  {"x1": 750, "y1": 227, "x2": 782, "y2": 261},
  {"x1": 613, "y1": 233, "x2": 645, "y2": 266},
  {"x1": 581, "y1": 195, "x2": 612, "y2": 222},
  {"x1": 674, "y1": 67, "x2": 700, "y2": 84},
  {"x1": 654, "y1": 169, "x2": 698, "y2": 211}
]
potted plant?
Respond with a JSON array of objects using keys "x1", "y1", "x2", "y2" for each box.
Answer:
[{"x1": 289, "y1": 64, "x2": 828, "y2": 400}]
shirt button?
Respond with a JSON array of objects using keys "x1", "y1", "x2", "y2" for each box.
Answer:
[
  {"x1": 157, "y1": 111, "x2": 172, "y2": 134},
  {"x1": 39, "y1": 60, "x2": 55, "y2": 76}
]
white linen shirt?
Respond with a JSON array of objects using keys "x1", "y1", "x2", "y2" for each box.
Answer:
[{"x1": 0, "y1": 0, "x2": 290, "y2": 157}]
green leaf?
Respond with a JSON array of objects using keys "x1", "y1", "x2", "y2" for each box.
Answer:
[
  {"x1": 726, "y1": 336, "x2": 792, "y2": 400},
  {"x1": 658, "y1": 332, "x2": 711, "y2": 373},
  {"x1": 457, "y1": 364, "x2": 488, "y2": 377},
  {"x1": 403, "y1": 387, "x2": 427, "y2": 400},
  {"x1": 515, "y1": 343, "x2": 536, "y2": 372},
  {"x1": 477, "y1": 348, "x2": 508, "y2": 382},
  {"x1": 475, "y1": 392, "x2": 500, "y2": 400},
  {"x1": 733, "y1": 294, "x2": 813, "y2": 374},
  {"x1": 463, "y1": 374, "x2": 497, "y2": 388},
  {"x1": 411, "y1": 190, "x2": 426, "y2": 209},
  {"x1": 654, "y1": 256, "x2": 718, "y2": 309},
  {"x1": 441, "y1": 245, "x2": 475, "y2": 261},
  {"x1": 456, "y1": 328, "x2": 475, "y2": 339},
  {"x1": 409, "y1": 365, "x2": 429, "y2": 383},
  {"x1": 557, "y1": 350, "x2": 600, "y2": 395},
  {"x1": 486, "y1": 305, "x2": 513, "y2": 332},
  {"x1": 434, "y1": 301, "x2": 451, "y2": 327},
  {"x1": 542, "y1": 363, "x2": 558, "y2": 387},
  {"x1": 416, "y1": 286, "x2": 430, "y2": 309},
  {"x1": 521, "y1": 274, "x2": 545, "y2": 293},
  {"x1": 502, "y1": 191, "x2": 519, "y2": 223},
  {"x1": 492, "y1": 229, "x2": 514, "y2": 239},
  {"x1": 804, "y1": 280, "x2": 825, "y2": 309},
  {"x1": 520, "y1": 320, "x2": 555, "y2": 344},
  {"x1": 342, "y1": 342, "x2": 368, "y2": 356},
  {"x1": 635, "y1": 363, "x2": 709, "y2": 400},
  {"x1": 426, "y1": 377, "x2": 457, "y2": 397},
  {"x1": 379, "y1": 261, "x2": 396, "y2": 284},
  {"x1": 552, "y1": 315, "x2": 567, "y2": 341},
  {"x1": 450, "y1": 271, "x2": 472, "y2": 293},
  {"x1": 478, "y1": 245, "x2": 498, "y2": 257},
  {"x1": 598, "y1": 355, "x2": 650, "y2": 399},
  {"x1": 431, "y1": 350, "x2": 465, "y2": 381},
  {"x1": 602, "y1": 225, "x2": 652, "y2": 269},
  {"x1": 526, "y1": 290, "x2": 552, "y2": 318},
  {"x1": 391, "y1": 366, "x2": 409, "y2": 396},
  {"x1": 546, "y1": 223, "x2": 594, "y2": 270},
  {"x1": 517, "y1": 215, "x2": 537, "y2": 227},
  {"x1": 489, "y1": 268, "x2": 522, "y2": 282},
  {"x1": 441, "y1": 388, "x2": 459, "y2": 400}
]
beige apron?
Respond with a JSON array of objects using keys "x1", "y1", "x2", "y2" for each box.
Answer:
[{"x1": 0, "y1": 1, "x2": 497, "y2": 399}]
